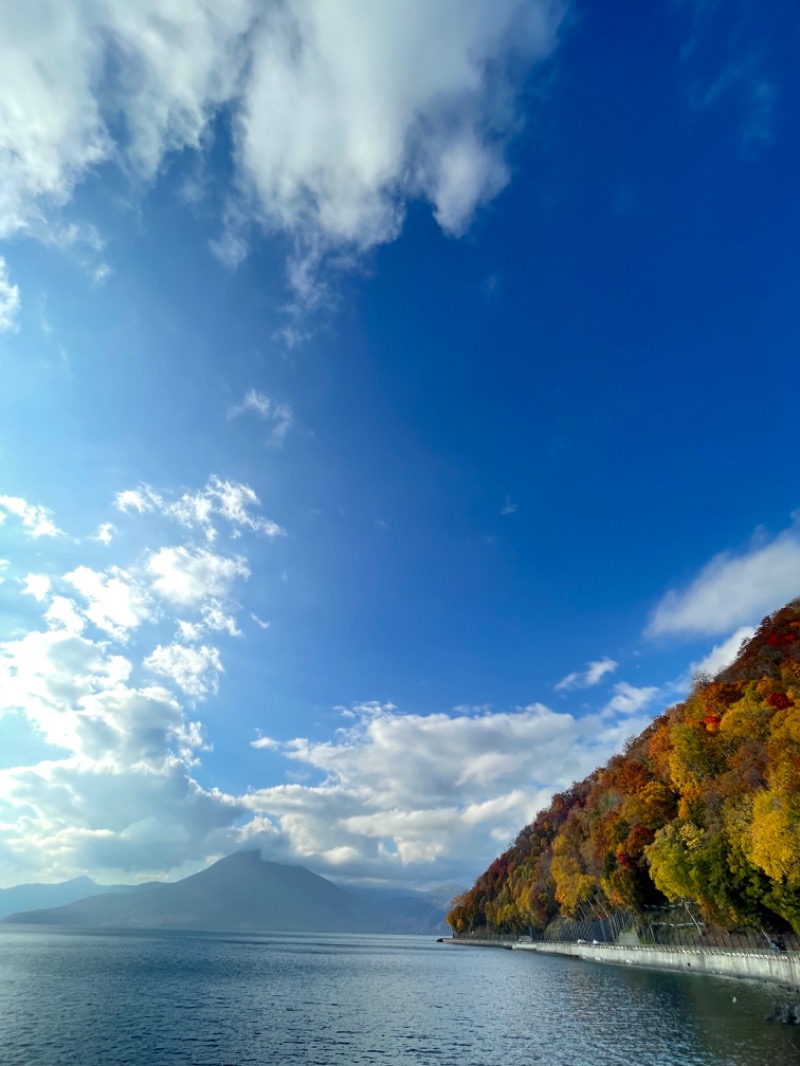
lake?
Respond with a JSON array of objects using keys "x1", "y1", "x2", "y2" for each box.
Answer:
[{"x1": 0, "y1": 929, "x2": 797, "y2": 1064}]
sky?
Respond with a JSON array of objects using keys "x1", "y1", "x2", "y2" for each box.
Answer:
[{"x1": 0, "y1": 0, "x2": 799, "y2": 890}]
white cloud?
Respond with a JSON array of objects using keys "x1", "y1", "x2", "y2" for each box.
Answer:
[
  {"x1": 648, "y1": 523, "x2": 800, "y2": 638},
  {"x1": 0, "y1": 495, "x2": 61, "y2": 537},
  {"x1": 690, "y1": 626, "x2": 756, "y2": 679},
  {"x1": 227, "y1": 392, "x2": 295, "y2": 446},
  {"x1": 0, "y1": 559, "x2": 8, "y2": 584},
  {"x1": 0, "y1": 257, "x2": 20, "y2": 331},
  {"x1": 556, "y1": 656, "x2": 617, "y2": 692},
  {"x1": 21, "y1": 573, "x2": 51, "y2": 602},
  {"x1": 144, "y1": 642, "x2": 223, "y2": 699},
  {"x1": 176, "y1": 620, "x2": 204, "y2": 643},
  {"x1": 237, "y1": 3, "x2": 562, "y2": 252},
  {"x1": 201, "y1": 603, "x2": 241, "y2": 637},
  {"x1": 243, "y1": 699, "x2": 648, "y2": 880},
  {"x1": 251, "y1": 735, "x2": 279, "y2": 750},
  {"x1": 44, "y1": 596, "x2": 86, "y2": 634},
  {"x1": 145, "y1": 546, "x2": 249, "y2": 608},
  {"x1": 501, "y1": 495, "x2": 517, "y2": 515},
  {"x1": 601, "y1": 681, "x2": 659, "y2": 718},
  {"x1": 114, "y1": 487, "x2": 160, "y2": 514},
  {"x1": 209, "y1": 228, "x2": 249, "y2": 269},
  {"x1": 250, "y1": 613, "x2": 270, "y2": 630},
  {"x1": 64, "y1": 565, "x2": 152, "y2": 640},
  {"x1": 115, "y1": 475, "x2": 284, "y2": 542},
  {"x1": 268, "y1": 404, "x2": 294, "y2": 446},
  {"x1": 0, "y1": 1, "x2": 565, "y2": 312},
  {"x1": 0, "y1": 472, "x2": 279, "y2": 884},
  {"x1": 227, "y1": 388, "x2": 271, "y2": 420},
  {"x1": 0, "y1": 582, "x2": 241, "y2": 883},
  {"x1": 93, "y1": 522, "x2": 115, "y2": 545}
]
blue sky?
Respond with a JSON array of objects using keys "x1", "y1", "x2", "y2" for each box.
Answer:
[{"x1": 0, "y1": 0, "x2": 799, "y2": 889}]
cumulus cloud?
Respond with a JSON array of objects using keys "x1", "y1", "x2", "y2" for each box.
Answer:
[
  {"x1": 115, "y1": 475, "x2": 284, "y2": 542},
  {"x1": 21, "y1": 573, "x2": 51, "y2": 602},
  {"x1": 145, "y1": 546, "x2": 249, "y2": 608},
  {"x1": 0, "y1": 472, "x2": 286, "y2": 883},
  {"x1": 243, "y1": 699, "x2": 650, "y2": 881},
  {"x1": 44, "y1": 596, "x2": 86, "y2": 635},
  {"x1": 0, "y1": 1, "x2": 565, "y2": 311},
  {"x1": 0, "y1": 495, "x2": 61, "y2": 537},
  {"x1": 144, "y1": 642, "x2": 223, "y2": 699},
  {"x1": 0, "y1": 257, "x2": 20, "y2": 331},
  {"x1": 251, "y1": 735, "x2": 279, "y2": 750},
  {"x1": 556, "y1": 656, "x2": 618, "y2": 692},
  {"x1": 64, "y1": 565, "x2": 153, "y2": 640},
  {"x1": 93, "y1": 522, "x2": 115, "y2": 545},
  {"x1": 648, "y1": 523, "x2": 800, "y2": 638}
]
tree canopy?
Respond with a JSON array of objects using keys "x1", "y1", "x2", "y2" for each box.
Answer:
[{"x1": 448, "y1": 601, "x2": 800, "y2": 936}]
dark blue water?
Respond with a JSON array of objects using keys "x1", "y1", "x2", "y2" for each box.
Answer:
[{"x1": 0, "y1": 929, "x2": 797, "y2": 1065}]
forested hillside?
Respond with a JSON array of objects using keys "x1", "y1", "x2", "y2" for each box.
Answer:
[{"x1": 448, "y1": 601, "x2": 800, "y2": 936}]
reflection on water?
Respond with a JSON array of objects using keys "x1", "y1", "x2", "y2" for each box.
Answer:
[{"x1": 0, "y1": 928, "x2": 797, "y2": 1065}]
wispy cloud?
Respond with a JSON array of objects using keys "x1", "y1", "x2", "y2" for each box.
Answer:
[
  {"x1": 701, "y1": 60, "x2": 777, "y2": 147},
  {"x1": 0, "y1": 258, "x2": 20, "y2": 331},
  {"x1": 501, "y1": 495, "x2": 517, "y2": 515},
  {"x1": 689, "y1": 625, "x2": 756, "y2": 679},
  {"x1": 227, "y1": 389, "x2": 271, "y2": 420},
  {"x1": 115, "y1": 475, "x2": 285, "y2": 542},
  {"x1": 680, "y1": 1, "x2": 778, "y2": 149},
  {"x1": 555, "y1": 656, "x2": 617, "y2": 692},
  {"x1": 227, "y1": 390, "x2": 295, "y2": 446},
  {"x1": 647, "y1": 520, "x2": 800, "y2": 638}
]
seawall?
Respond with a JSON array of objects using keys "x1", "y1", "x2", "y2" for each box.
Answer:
[{"x1": 441, "y1": 938, "x2": 800, "y2": 989}]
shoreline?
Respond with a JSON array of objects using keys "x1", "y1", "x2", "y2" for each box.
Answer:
[{"x1": 440, "y1": 937, "x2": 800, "y2": 989}]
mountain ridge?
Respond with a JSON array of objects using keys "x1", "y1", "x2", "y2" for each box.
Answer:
[
  {"x1": 1, "y1": 850, "x2": 461, "y2": 934},
  {"x1": 0, "y1": 875, "x2": 161, "y2": 920}
]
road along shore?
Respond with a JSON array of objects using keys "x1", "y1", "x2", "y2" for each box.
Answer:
[{"x1": 440, "y1": 937, "x2": 800, "y2": 989}]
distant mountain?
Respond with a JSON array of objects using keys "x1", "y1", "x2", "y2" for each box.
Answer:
[
  {"x1": 351, "y1": 884, "x2": 463, "y2": 935},
  {"x1": 2, "y1": 852, "x2": 373, "y2": 932},
  {"x1": 2, "y1": 852, "x2": 461, "y2": 934},
  {"x1": 0, "y1": 876, "x2": 156, "y2": 920}
]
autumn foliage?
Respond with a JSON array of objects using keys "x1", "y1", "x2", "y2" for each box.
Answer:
[{"x1": 448, "y1": 600, "x2": 800, "y2": 936}]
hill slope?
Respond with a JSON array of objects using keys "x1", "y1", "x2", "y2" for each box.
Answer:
[{"x1": 448, "y1": 600, "x2": 800, "y2": 936}]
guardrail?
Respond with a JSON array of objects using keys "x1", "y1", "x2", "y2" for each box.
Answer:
[{"x1": 452, "y1": 931, "x2": 799, "y2": 955}]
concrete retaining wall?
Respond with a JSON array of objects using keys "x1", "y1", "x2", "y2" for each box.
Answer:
[{"x1": 443, "y1": 938, "x2": 800, "y2": 989}]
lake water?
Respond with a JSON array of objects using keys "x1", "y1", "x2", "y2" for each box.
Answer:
[{"x1": 0, "y1": 929, "x2": 797, "y2": 1065}]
